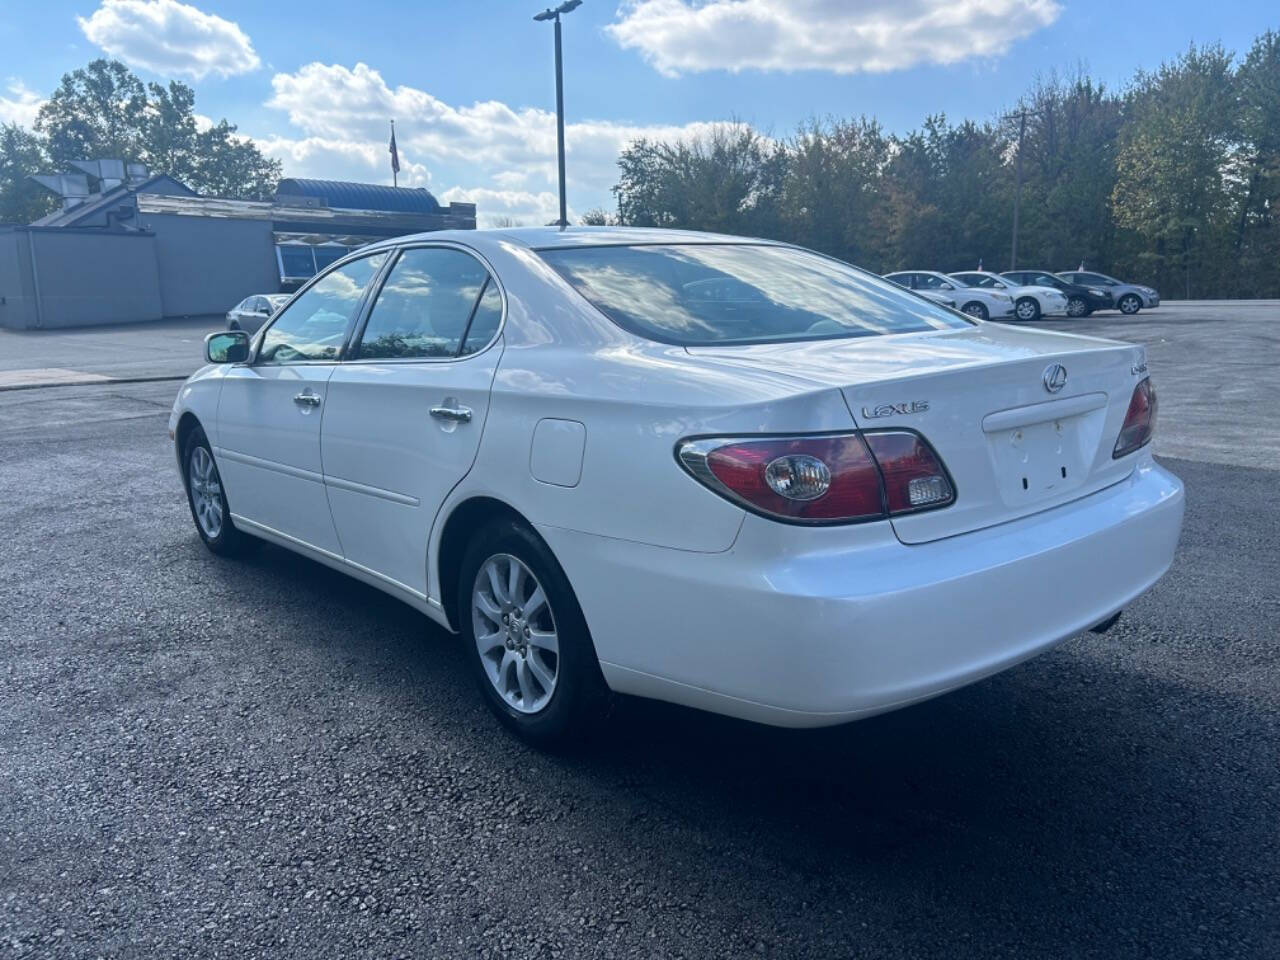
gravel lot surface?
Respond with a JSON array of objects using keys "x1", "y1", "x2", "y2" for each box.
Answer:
[{"x1": 1, "y1": 305, "x2": 1277, "y2": 959}]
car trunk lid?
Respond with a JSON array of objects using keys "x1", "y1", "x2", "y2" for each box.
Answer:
[{"x1": 687, "y1": 325, "x2": 1146, "y2": 543}]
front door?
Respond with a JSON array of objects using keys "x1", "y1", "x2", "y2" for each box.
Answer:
[
  {"x1": 321, "y1": 245, "x2": 505, "y2": 598},
  {"x1": 215, "y1": 251, "x2": 389, "y2": 555}
]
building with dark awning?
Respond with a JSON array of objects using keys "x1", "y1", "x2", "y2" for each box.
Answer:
[{"x1": 1, "y1": 161, "x2": 476, "y2": 329}]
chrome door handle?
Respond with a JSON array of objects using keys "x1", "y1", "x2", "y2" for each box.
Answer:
[
  {"x1": 430, "y1": 404, "x2": 472, "y2": 423},
  {"x1": 293, "y1": 392, "x2": 322, "y2": 407}
]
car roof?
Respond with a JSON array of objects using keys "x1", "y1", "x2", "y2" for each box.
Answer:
[{"x1": 361, "y1": 225, "x2": 780, "y2": 256}]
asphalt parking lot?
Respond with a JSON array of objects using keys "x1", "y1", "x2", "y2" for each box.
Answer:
[{"x1": 1, "y1": 302, "x2": 1277, "y2": 958}]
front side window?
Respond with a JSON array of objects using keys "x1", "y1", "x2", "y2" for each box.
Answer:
[
  {"x1": 356, "y1": 247, "x2": 498, "y2": 360},
  {"x1": 540, "y1": 245, "x2": 969, "y2": 347},
  {"x1": 258, "y1": 252, "x2": 388, "y2": 364}
]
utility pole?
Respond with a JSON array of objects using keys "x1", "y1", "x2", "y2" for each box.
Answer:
[
  {"x1": 534, "y1": 1, "x2": 582, "y2": 228},
  {"x1": 1009, "y1": 108, "x2": 1028, "y2": 270}
]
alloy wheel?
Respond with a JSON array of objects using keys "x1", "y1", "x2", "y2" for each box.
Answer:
[
  {"x1": 1120, "y1": 295, "x2": 1141, "y2": 315},
  {"x1": 188, "y1": 446, "x2": 224, "y2": 539},
  {"x1": 471, "y1": 553, "x2": 559, "y2": 714},
  {"x1": 1015, "y1": 299, "x2": 1039, "y2": 321},
  {"x1": 1067, "y1": 297, "x2": 1088, "y2": 318}
]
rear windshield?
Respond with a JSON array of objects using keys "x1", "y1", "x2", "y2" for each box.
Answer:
[{"x1": 537, "y1": 243, "x2": 972, "y2": 346}]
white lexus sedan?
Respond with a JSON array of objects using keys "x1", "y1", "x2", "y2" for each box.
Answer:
[{"x1": 169, "y1": 228, "x2": 1184, "y2": 746}]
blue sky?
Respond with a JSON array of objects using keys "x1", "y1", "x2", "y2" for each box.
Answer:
[{"x1": 2, "y1": 1, "x2": 1275, "y2": 225}]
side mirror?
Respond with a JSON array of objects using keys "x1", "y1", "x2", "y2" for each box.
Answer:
[{"x1": 205, "y1": 330, "x2": 250, "y2": 364}]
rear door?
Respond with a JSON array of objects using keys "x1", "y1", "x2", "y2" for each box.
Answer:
[
  {"x1": 321, "y1": 244, "x2": 505, "y2": 598},
  {"x1": 215, "y1": 251, "x2": 389, "y2": 555}
]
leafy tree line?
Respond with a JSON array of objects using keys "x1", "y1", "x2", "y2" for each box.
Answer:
[
  {"x1": 1, "y1": 59, "x2": 281, "y2": 223},
  {"x1": 592, "y1": 32, "x2": 1280, "y2": 300}
]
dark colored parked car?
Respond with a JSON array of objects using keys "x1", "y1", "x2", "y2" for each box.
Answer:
[
  {"x1": 1058, "y1": 271, "x2": 1159, "y2": 315},
  {"x1": 1001, "y1": 270, "x2": 1112, "y2": 318}
]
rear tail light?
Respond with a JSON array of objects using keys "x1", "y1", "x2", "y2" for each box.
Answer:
[
  {"x1": 677, "y1": 431, "x2": 954, "y2": 525},
  {"x1": 1113, "y1": 377, "x2": 1157, "y2": 459}
]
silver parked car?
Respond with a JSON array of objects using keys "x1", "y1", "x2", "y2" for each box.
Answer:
[
  {"x1": 1057, "y1": 271, "x2": 1159, "y2": 315},
  {"x1": 227, "y1": 294, "x2": 291, "y2": 333}
]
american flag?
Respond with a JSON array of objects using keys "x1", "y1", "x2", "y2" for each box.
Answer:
[{"x1": 389, "y1": 121, "x2": 401, "y2": 184}]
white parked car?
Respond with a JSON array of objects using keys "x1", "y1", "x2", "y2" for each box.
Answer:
[
  {"x1": 170, "y1": 228, "x2": 1184, "y2": 746},
  {"x1": 227, "y1": 294, "x2": 291, "y2": 333},
  {"x1": 949, "y1": 271, "x2": 1070, "y2": 322},
  {"x1": 884, "y1": 270, "x2": 1015, "y2": 321}
]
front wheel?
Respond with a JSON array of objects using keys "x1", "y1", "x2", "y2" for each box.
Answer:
[
  {"x1": 460, "y1": 518, "x2": 610, "y2": 747},
  {"x1": 1118, "y1": 294, "x2": 1142, "y2": 315},
  {"x1": 1014, "y1": 297, "x2": 1041, "y2": 322},
  {"x1": 961, "y1": 301, "x2": 989, "y2": 321},
  {"x1": 1066, "y1": 296, "x2": 1090, "y2": 318},
  {"x1": 183, "y1": 428, "x2": 253, "y2": 556}
]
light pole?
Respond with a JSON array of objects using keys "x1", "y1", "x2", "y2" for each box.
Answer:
[
  {"x1": 534, "y1": 0, "x2": 581, "y2": 228},
  {"x1": 1004, "y1": 106, "x2": 1042, "y2": 270}
]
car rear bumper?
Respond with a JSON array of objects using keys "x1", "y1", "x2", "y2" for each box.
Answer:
[{"x1": 540, "y1": 456, "x2": 1184, "y2": 728}]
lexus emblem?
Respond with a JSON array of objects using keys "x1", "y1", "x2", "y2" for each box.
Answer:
[{"x1": 1042, "y1": 363, "x2": 1068, "y2": 393}]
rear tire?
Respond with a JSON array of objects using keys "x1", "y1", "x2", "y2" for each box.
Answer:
[
  {"x1": 459, "y1": 518, "x2": 610, "y2": 748},
  {"x1": 1014, "y1": 297, "x2": 1041, "y2": 322},
  {"x1": 1066, "y1": 296, "x2": 1089, "y2": 318},
  {"x1": 1119, "y1": 294, "x2": 1142, "y2": 315},
  {"x1": 962, "y1": 301, "x2": 989, "y2": 321},
  {"x1": 182, "y1": 428, "x2": 254, "y2": 556}
]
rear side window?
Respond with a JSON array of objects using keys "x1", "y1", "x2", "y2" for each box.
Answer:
[
  {"x1": 539, "y1": 245, "x2": 970, "y2": 347},
  {"x1": 460, "y1": 282, "x2": 502, "y2": 356},
  {"x1": 357, "y1": 247, "x2": 496, "y2": 360}
]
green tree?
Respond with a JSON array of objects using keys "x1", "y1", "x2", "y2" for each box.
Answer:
[
  {"x1": 31, "y1": 58, "x2": 280, "y2": 202},
  {"x1": 778, "y1": 117, "x2": 889, "y2": 267},
  {"x1": 192, "y1": 120, "x2": 281, "y2": 202},
  {"x1": 0, "y1": 124, "x2": 55, "y2": 223},
  {"x1": 139, "y1": 80, "x2": 200, "y2": 184},
  {"x1": 1233, "y1": 30, "x2": 1280, "y2": 296},
  {"x1": 36, "y1": 59, "x2": 146, "y2": 167},
  {"x1": 1112, "y1": 44, "x2": 1239, "y2": 297},
  {"x1": 614, "y1": 123, "x2": 785, "y2": 237},
  {"x1": 879, "y1": 115, "x2": 1010, "y2": 271},
  {"x1": 1008, "y1": 72, "x2": 1123, "y2": 272}
]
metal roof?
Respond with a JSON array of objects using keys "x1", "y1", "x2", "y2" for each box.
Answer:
[
  {"x1": 274, "y1": 179, "x2": 441, "y2": 214},
  {"x1": 29, "y1": 174, "x2": 196, "y2": 227}
]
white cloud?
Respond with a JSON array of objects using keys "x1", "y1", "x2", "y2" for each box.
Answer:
[
  {"x1": 262, "y1": 62, "x2": 725, "y2": 225},
  {"x1": 78, "y1": 0, "x2": 260, "y2": 80},
  {"x1": 607, "y1": 0, "x2": 1062, "y2": 76},
  {"x1": 439, "y1": 186, "x2": 562, "y2": 228},
  {"x1": 0, "y1": 80, "x2": 43, "y2": 128}
]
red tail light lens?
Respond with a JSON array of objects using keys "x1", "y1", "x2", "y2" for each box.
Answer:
[
  {"x1": 677, "y1": 431, "x2": 954, "y2": 525},
  {"x1": 1113, "y1": 377, "x2": 1157, "y2": 459},
  {"x1": 863, "y1": 431, "x2": 955, "y2": 513}
]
